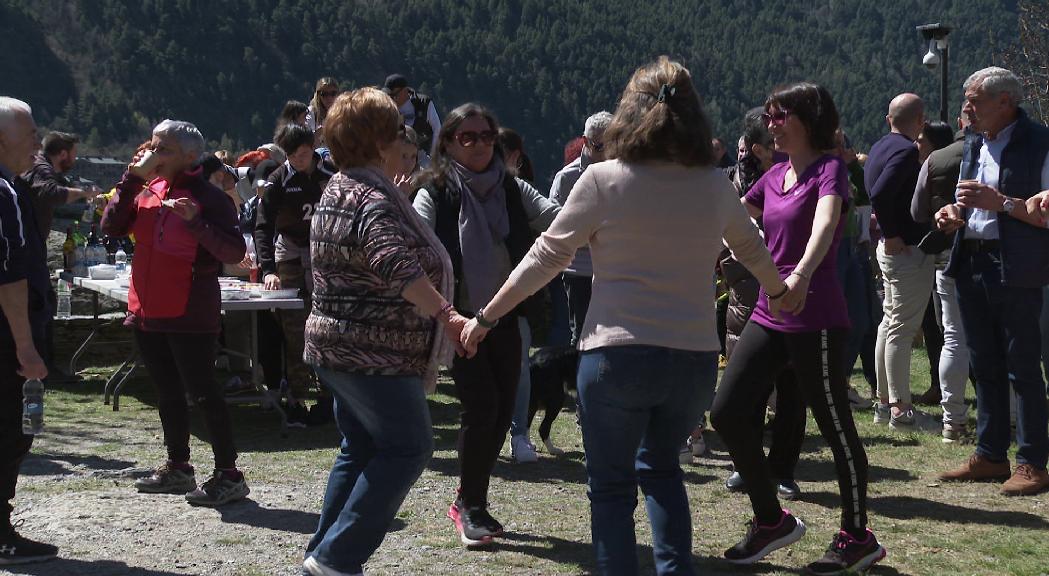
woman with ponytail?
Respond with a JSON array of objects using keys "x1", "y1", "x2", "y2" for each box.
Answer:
[{"x1": 458, "y1": 56, "x2": 788, "y2": 575}]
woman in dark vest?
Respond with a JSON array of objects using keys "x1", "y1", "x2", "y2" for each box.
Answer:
[{"x1": 412, "y1": 103, "x2": 559, "y2": 547}]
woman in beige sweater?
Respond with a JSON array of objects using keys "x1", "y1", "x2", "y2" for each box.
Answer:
[{"x1": 460, "y1": 57, "x2": 788, "y2": 576}]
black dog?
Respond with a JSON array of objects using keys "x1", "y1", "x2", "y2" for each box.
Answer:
[{"x1": 527, "y1": 346, "x2": 579, "y2": 455}]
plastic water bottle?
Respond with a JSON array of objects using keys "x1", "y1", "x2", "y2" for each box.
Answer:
[
  {"x1": 56, "y1": 280, "x2": 71, "y2": 319},
  {"x1": 22, "y1": 379, "x2": 44, "y2": 435},
  {"x1": 114, "y1": 247, "x2": 127, "y2": 271}
]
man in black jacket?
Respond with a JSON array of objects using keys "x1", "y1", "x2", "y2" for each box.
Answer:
[
  {"x1": 866, "y1": 93, "x2": 935, "y2": 431},
  {"x1": 936, "y1": 67, "x2": 1049, "y2": 496},
  {"x1": 0, "y1": 96, "x2": 56, "y2": 566},
  {"x1": 384, "y1": 74, "x2": 441, "y2": 156}
]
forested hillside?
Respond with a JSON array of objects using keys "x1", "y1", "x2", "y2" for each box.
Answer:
[{"x1": 0, "y1": 0, "x2": 1025, "y2": 181}]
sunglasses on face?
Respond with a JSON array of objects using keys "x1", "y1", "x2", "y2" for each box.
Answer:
[
  {"x1": 454, "y1": 130, "x2": 497, "y2": 147},
  {"x1": 761, "y1": 109, "x2": 792, "y2": 127}
]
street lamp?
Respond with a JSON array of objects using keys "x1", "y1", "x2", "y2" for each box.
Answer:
[{"x1": 917, "y1": 23, "x2": 953, "y2": 123}]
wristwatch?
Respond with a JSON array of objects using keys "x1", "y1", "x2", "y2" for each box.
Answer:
[
  {"x1": 1000, "y1": 196, "x2": 1016, "y2": 213},
  {"x1": 475, "y1": 308, "x2": 499, "y2": 329}
]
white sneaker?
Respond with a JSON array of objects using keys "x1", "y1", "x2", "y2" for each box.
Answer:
[
  {"x1": 689, "y1": 434, "x2": 707, "y2": 457},
  {"x1": 889, "y1": 408, "x2": 941, "y2": 432},
  {"x1": 678, "y1": 444, "x2": 693, "y2": 465},
  {"x1": 303, "y1": 556, "x2": 363, "y2": 576},
  {"x1": 511, "y1": 435, "x2": 538, "y2": 463},
  {"x1": 942, "y1": 422, "x2": 967, "y2": 443},
  {"x1": 873, "y1": 403, "x2": 891, "y2": 425}
]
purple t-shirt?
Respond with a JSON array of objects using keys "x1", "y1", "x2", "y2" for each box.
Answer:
[{"x1": 744, "y1": 155, "x2": 851, "y2": 332}]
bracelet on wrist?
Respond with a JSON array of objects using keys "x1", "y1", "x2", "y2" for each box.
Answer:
[
  {"x1": 434, "y1": 302, "x2": 453, "y2": 320},
  {"x1": 475, "y1": 308, "x2": 498, "y2": 329},
  {"x1": 768, "y1": 284, "x2": 789, "y2": 300},
  {"x1": 790, "y1": 270, "x2": 810, "y2": 281}
]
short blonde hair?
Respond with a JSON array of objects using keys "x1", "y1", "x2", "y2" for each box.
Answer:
[{"x1": 325, "y1": 87, "x2": 400, "y2": 170}]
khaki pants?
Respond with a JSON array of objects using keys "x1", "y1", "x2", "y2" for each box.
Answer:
[{"x1": 875, "y1": 243, "x2": 936, "y2": 406}]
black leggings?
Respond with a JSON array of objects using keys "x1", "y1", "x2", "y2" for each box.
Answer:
[
  {"x1": 451, "y1": 321, "x2": 520, "y2": 508},
  {"x1": 711, "y1": 322, "x2": 868, "y2": 534},
  {"x1": 763, "y1": 369, "x2": 806, "y2": 480},
  {"x1": 135, "y1": 330, "x2": 238, "y2": 470}
]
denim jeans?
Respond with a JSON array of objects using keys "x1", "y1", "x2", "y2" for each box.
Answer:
[
  {"x1": 548, "y1": 274, "x2": 572, "y2": 347},
  {"x1": 305, "y1": 367, "x2": 434, "y2": 574},
  {"x1": 510, "y1": 317, "x2": 533, "y2": 438},
  {"x1": 954, "y1": 250, "x2": 1049, "y2": 469},
  {"x1": 578, "y1": 345, "x2": 716, "y2": 576},
  {"x1": 841, "y1": 242, "x2": 879, "y2": 389}
]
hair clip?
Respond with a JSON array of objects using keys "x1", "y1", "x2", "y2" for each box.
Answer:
[{"x1": 656, "y1": 84, "x2": 676, "y2": 103}]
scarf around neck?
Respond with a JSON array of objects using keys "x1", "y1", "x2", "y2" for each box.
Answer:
[{"x1": 451, "y1": 157, "x2": 509, "y2": 312}]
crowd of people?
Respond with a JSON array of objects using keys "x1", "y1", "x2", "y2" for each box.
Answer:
[{"x1": 0, "y1": 58, "x2": 1048, "y2": 576}]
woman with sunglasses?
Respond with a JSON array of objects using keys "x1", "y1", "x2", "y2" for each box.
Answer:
[
  {"x1": 458, "y1": 57, "x2": 788, "y2": 575},
  {"x1": 412, "y1": 103, "x2": 559, "y2": 547},
  {"x1": 306, "y1": 77, "x2": 339, "y2": 142},
  {"x1": 709, "y1": 83, "x2": 885, "y2": 574}
]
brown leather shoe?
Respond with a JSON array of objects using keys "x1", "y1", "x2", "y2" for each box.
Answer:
[
  {"x1": 938, "y1": 454, "x2": 1011, "y2": 482},
  {"x1": 1001, "y1": 464, "x2": 1049, "y2": 496}
]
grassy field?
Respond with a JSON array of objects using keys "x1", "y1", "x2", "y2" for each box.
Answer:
[{"x1": 8, "y1": 349, "x2": 1049, "y2": 576}]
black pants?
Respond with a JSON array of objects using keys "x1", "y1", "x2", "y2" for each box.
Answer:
[
  {"x1": 451, "y1": 321, "x2": 520, "y2": 507},
  {"x1": 563, "y1": 274, "x2": 592, "y2": 347},
  {"x1": 711, "y1": 322, "x2": 868, "y2": 534},
  {"x1": 921, "y1": 293, "x2": 944, "y2": 391},
  {"x1": 763, "y1": 369, "x2": 806, "y2": 480},
  {"x1": 0, "y1": 347, "x2": 35, "y2": 531},
  {"x1": 257, "y1": 310, "x2": 285, "y2": 391},
  {"x1": 135, "y1": 330, "x2": 238, "y2": 470}
]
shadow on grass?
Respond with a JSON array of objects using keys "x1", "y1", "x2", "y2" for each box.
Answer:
[
  {"x1": 216, "y1": 499, "x2": 319, "y2": 534},
  {"x1": 20, "y1": 453, "x2": 137, "y2": 477},
  {"x1": 801, "y1": 491, "x2": 1049, "y2": 529},
  {"x1": 5, "y1": 558, "x2": 188, "y2": 576}
]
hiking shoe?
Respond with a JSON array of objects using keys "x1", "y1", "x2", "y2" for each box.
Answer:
[
  {"x1": 872, "y1": 403, "x2": 891, "y2": 425},
  {"x1": 511, "y1": 435, "x2": 538, "y2": 463},
  {"x1": 724, "y1": 509, "x2": 806, "y2": 564},
  {"x1": 185, "y1": 470, "x2": 250, "y2": 507},
  {"x1": 777, "y1": 479, "x2": 801, "y2": 501},
  {"x1": 689, "y1": 433, "x2": 707, "y2": 457},
  {"x1": 889, "y1": 408, "x2": 940, "y2": 432},
  {"x1": 302, "y1": 555, "x2": 363, "y2": 576},
  {"x1": 447, "y1": 499, "x2": 495, "y2": 547},
  {"x1": 1001, "y1": 464, "x2": 1049, "y2": 496},
  {"x1": 0, "y1": 524, "x2": 58, "y2": 566},
  {"x1": 134, "y1": 462, "x2": 197, "y2": 494},
  {"x1": 939, "y1": 454, "x2": 1011, "y2": 482},
  {"x1": 725, "y1": 471, "x2": 746, "y2": 493},
  {"x1": 286, "y1": 402, "x2": 309, "y2": 429},
  {"x1": 942, "y1": 422, "x2": 966, "y2": 444},
  {"x1": 805, "y1": 529, "x2": 885, "y2": 575}
]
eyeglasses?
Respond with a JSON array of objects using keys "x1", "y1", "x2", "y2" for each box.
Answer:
[
  {"x1": 318, "y1": 90, "x2": 338, "y2": 98},
  {"x1": 454, "y1": 130, "x2": 497, "y2": 147},
  {"x1": 761, "y1": 109, "x2": 792, "y2": 127}
]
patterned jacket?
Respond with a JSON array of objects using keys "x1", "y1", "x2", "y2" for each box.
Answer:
[{"x1": 304, "y1": 170, "x2": 442, "y2": 375}]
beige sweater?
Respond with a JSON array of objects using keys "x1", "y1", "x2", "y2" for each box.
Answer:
[{"x1": 505, "y1": 159, "x2": 781, "y2": 352}]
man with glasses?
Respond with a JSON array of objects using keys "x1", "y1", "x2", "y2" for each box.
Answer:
[
  {"x1": 383, "y1": 74, "x2": 441, "y2": 156},
  {"x1": 550, "y1": 111, "x2": 611, "y2": 348},
  {"x1": 865, "y1": 93, "x2": 936, "y2": 431}
]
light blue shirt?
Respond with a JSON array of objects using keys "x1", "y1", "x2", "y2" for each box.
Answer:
[{"x1": 965, "y1": 120, "x2": 1049, "y2": 238}]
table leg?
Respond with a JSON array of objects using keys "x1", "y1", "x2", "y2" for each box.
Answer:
[{"x1": 68, "y1": 291, "x2": 101, "y2": 374}]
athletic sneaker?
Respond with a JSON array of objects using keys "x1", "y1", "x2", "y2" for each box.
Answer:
[
  {"x1": 286, "y1": 402, "x2": 309, "y2": 429},
  {"x1": 134, "y1": 462, "x2": 197, "y2": 494},
  {"x1": 777, "y1": 479, "x2": 801, "y2": 501},
  {"x1": 889, "y1": 409, "x2": 940, "y2": 432},
  {"x1": 805, "y1": 529, "x2": 886, "y2": 575},
  {"x1": 678, "y1": 443, "x2": 693, "y2": 465},
  {"x1": 511, "y1": 435, "x2": 538, "y2": 463},
  {"x1": 472, "y1": 507, "x2": 505, "y2": 537},
  {"x1": 0, "y1": 523, "x2": 58, "y2": 566},
  {"x1": 872, "y1": 403, "x2": 891, "y2": 425},
  {"x1": 447, "y1": 499, "x2": 497, "y2": 547},
  {"x1": 846, "y1": 386, "x2": 867, "y2": 410},
  {"x1": 302, "y1": 555, "x2": 364, "y2": 576},
  {"x1": 185, "y1": 470, "x2": 250, "y2": 507},
  {"x1": 725, "y1": 471, "x2": 746, "y2": 493},
  {"x1": 942, "y1": 422, "x2": 967, "y2": 443},
  {"x1": 689, "y1": 433, "x2": 707, "y2": 457},
  {"x1": 724, "y1": 509, "x2": 806, "y2": 564}
]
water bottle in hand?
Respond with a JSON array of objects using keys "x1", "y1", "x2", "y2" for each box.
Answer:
[
  {"x1": 22, "y1": 378, "x2": 44, "y2": 435},
  {"x1": 56, "y1": 280, "x2": 71, "y2": 319}
]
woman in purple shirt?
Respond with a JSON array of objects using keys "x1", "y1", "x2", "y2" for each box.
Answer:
[{"x1": 709, "y1": 83, "x2": 885, "y2": 575}]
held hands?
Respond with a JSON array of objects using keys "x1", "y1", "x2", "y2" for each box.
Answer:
[
  {"x1": 780, "y1": 272, "x2": 809, "y2": 316},
  {"x1": 1026, "y1": 190, "x2": 1049, "y2": 226},
  {"x1": 935, "y1": 204, "x2": 966, "y2": 233},
  {"x1": 956, "y1": 180, "x2": 1003, "y2": 211},
  {"x1": 263, "y1": 274, "x2": 282, "y2": 290},
  {"x1": 441, "y1": 313, "x2": 469, "y2": 357},
  {"x1": 459, "y1": 318, "x2": 490, "y2": 358}
]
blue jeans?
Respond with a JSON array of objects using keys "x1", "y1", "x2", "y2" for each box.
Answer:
[
  {"x1": 954, "y1": 250, "x2": 1049, "y2": 469},
  {"x1": 840, "y1": 241, "x2": 879, "y2": 389},
  {"x1": 305, "y1": 368, "x2": 434, "y2": 573},
  {"x1": 578, "y1": 345, "x2": 716, "y2": 576},
  {"x1": 511, "y1": 317, "x2": 533, "y2": 438},
  {"x1": 547, "y1": 274, "x2": 572, "y2": 347}
]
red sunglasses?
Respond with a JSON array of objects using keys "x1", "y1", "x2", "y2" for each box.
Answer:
[
  {"x1": 762, "y1": 109, "x2": 792, "y2": 127},
  {"x1": 454, "y1": 130, "x2": 497, "y2": 147}
]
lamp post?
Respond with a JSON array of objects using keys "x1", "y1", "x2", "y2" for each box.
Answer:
[{"x1": 917, "y1": 23, "x2": 953, "y2": 123}]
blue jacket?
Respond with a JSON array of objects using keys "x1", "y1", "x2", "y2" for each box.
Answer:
[
  {"x1": 945, "y1": 108, "x2": 1049, "y2": 287},
  {"x1": 865, "y1": 132, "x2": 928, "y2": 246}
]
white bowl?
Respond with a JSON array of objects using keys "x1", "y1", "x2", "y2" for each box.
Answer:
[
  {"x1": 259, "y1": 289, "x2": 299, "y2": 300},
  {"x1": 88, "y1": 265, "x2": 117, "y2": 280}
]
